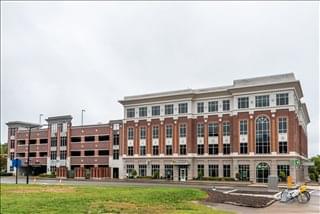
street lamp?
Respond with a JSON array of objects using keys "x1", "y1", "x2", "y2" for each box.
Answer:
[
  {"x1": 81, "y1": 109, "x2": 86, "y2": 126},
  {"x1": 39, "y1": 114, "x2": 44, "y2": 125}
]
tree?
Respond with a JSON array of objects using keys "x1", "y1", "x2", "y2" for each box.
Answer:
[
  {"x1": 309, "y1": 155, "x2": 320, "y2": 182},
  {"x1": 0, "y1": 143, "x2": 8, "y2": 172}
]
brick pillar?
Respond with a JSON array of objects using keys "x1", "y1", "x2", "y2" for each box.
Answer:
[
  {"x1": 232, "y1": 116, "x2": 239, "y2": 153},
  {"x1": 204, "y1": 120, "x2": 208, "y2": 154},
  {"x1": 249, "y1": 115, "x2": 254, "y2": 153},
  {"x1": 218, "y1": 119, "x2": 223, "y2": 154},
  {"x1": 271, "y1": 115, "x2": 276, "y2": 153},
  {"x1": 173, "y1": 121, "x2": 178, "y2": 154},
  {"x1": 187, "y1": 119, "x2": 193, "y2": 154},
  {"x1": 160, "y1": 122, "x2": 165, "y2": 154},
  {"x1": 147, "y1": 124, "x2": 152, "y2": 155},
  {"x1": 134, "y1": 124, "x2": 139, "y2": 155}
]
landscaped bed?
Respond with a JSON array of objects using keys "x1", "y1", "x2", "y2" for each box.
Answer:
[
  {"x1": 0, "y1": 184, "x2": 232, "y2": 214},
  {"x1": 204, "y1": 189, "x2": 276, "y2": 208}
]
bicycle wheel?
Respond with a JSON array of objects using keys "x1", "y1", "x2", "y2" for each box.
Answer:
[{"x1": 297, "y1": 192, "x2": 310, "y2": 203}]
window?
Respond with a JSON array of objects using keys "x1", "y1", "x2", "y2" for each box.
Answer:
[
  {"x1": 28, "y1": 152, "x2": 36, "y2": 157},
  {"x1": 152, "y1": 145, "x2": 159, "y2": 155},
  {"x1": 99, "y1": 135, "x2": 110, "y2": 141},
  {"x1": 166, "y1": 145, "x2": 172, "y2": 155},
  {"x1": 61, "y1": 123, "x2": 67, "y2": 133},
  {"x1": 10, "y1": 140, "x2": 15, "y2": 148},
  {"x1": 126, "y1": 164, "x2": 134, "y2": 175},
  {"x1": 213, "y1": 144, "x2": 219, "y2": 155},
  {"x1": 276, "y1": 93, "x2": 289, "y2": 106},
  {"x1": 9, "y1": 128, "x2": 16, "y2": 136},
  {"x1": 180, "y1": 145, "x2": 186, "y2": 155},
  {"x1": 240, "y1": 120, "x2": 248, "y2": 135},
  {"x1": 140, "y1": 127, "x2": 146, "y2": 139},
  {"x1": 51, "y1": 123, "x2": 57, "y2": 134},
  {"x1": 179, "y1": 124, "x2": 186, "y2": 138},
  {"x1": 151, "y1": 106, "x2": 160, "y2": 116},
  {"x1": 255, "y1": 95, "x2": 269, "y2": 107},
  {"x1": 197, "y1": 102, "x2": 204, "y2": 113},
  {"x1": 208, "y1": 101, "x2": 218, "y2": 112},
  {"x1": 240, "y1": 143, "x2": 248, "y2": 154},
  {"x1": 279, "y1": 141, "x2": 288, "y2": 154},
  {"x1": 166, "y1": 125, "x2": 173, "y2": 138},
  {"x1": 277, "y1": 165, "x2": 290, "y2": 179},
  {"x1": 128, "y1": 128, "x2": 134, "y2": 140},
  {"x1": 139, "y1": 165, "x2": 147, "y2": 176},
  {"x1": 209, "y1": 165, "x2": 219, "y2": 177},
  {"x1": 197, "y1": 144, "x2": 204, "y2": 155},
  {"x1": 165, "y1": 165, "x2": 173, "y2": 179},
  {"x1": 223, "y1": 122, "x2": 230, "y2": 136},
  {"x1": 278, "y1": 118, "x2": 287, "y2": 133},
  {"x1": 60, "y1": 137, "x2": 67, "y2": 146},
  {"x1": 256, "y1": 116, "x2": 270, "y2": 154},
  {"x1": 98, "y1": 150, "x2": 109, "y2": 156},
  {"x1": 127, "y1": 146, "x2": 134, "y2": 156},
  {"x1": 50, "y1": 166, "x2": 56, "y2": 173},
  {"x1": 178, "y1": 103, "x2": 188, "y2": 114},
  {"x1": 151, "y1": 165, "x2": 160, "y2": 177},
  {"x1": 238, "y1": 97, "x2": 249, "y2": 109},
  {"x1": 40, "y1": 139, "x2": 48, "y2": 144},
  {"x1": 113, "y1": 150, "x2": 119, "y2": 160},
  {"x1": 85, "y1": 136, "x2": 95, "y2": 142},
  {"x1": 39, "y1": 152, "x2": 47, "y2": 157},
  {"x1": 152, "y1": 126, "x2": 159, "y2": 139},
  {"x1": 139, "y1": 107, "x2": 147, "y2": 117},
  {"x1": 71, "y1": 137, "x2": 81, "y2": 143},
  {"x1": 208, "y1": 144, "x2": 214, "y2": 155},
  {"x1": 208, "y1": 123, "x2": 219, "y2": 137},
  {"x1": 127, "y1": 108, "x2": 135, "y2": 118},
  {"x1": 29, "y1": 139, "x2": 36, "y2": 144},
  {"x1": 71, "y1": 151, "x2": 80, "y2": 156},
  {"x1": 197, "y1": 124, "x2": 204, "y2": 137},
  {"x1": 223, "y1": 144, "x2": 230, "y2": 155},
  {"x1": 10, "y1": 152, "x2": 14, "y2": 160},
  {"x1": 239, "y1": 165, "x2": 250, "y2": 181},
  {"x1": 17, "y1": 153, "x2": 25, "y2": 158},
  {"x1": 165, "y1": 104, "x2": 174, "y2": 115},
  {"x1": 140, "y1": 146, "x2": 146, "y2": 156},
  {"x1": 113, "y1": 134, "x2": 119, "y2": 145},
  {"x1": 223, "y1": 165, "x2": 230, "y2": 177},
  {"x1": 60, "y1": 150, "x2": 67, "y2": 160},
  {"x1": 50, "y1": 151, "x2": 57, "y2": 160},
  {"x1": 17, "y1": 140, "x2": 25, "y2": 145},
  {"x1": 197, "y1": 165, "x2": 204, "y2": 178},
  {"x1": 51, "y1": 137, "x2": 57, "y2": 147},
  {"x1": 85, "y1": 150, "x2": 94, "y2": 156},
  {"x1": 223, "y1": 100, "x2": 230, "y2": 111}
]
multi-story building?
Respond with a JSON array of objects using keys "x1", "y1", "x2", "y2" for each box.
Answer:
[
  {"x1": 6, "y1": 73, "x2": 310, "y2": 183},
  {"x1": 119, "y1": 73, "x2": 310, "y2": 183}
]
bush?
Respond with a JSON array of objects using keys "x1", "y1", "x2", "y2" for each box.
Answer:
[
  {"x1": 152, "y1": 171, "x2": 160, "y2": 179},
  {"x1": 131, "y1": 169, "x2": 137, "y2": 178},
  {"x1": 309, "y1": 173, "x2": 317, "y2": 181},
  {"x1": 279, "y1": 171, "x2": 287, "y2": 182},
  {"x1": 38, "y1": 172, "x2": 56, "y2": 178},
  {"x1": 136, "y1": 176, "x2": 153, "y2": 179},
  {"x1": 0, "y1": 172, "x2": 13, "y2": 176}
]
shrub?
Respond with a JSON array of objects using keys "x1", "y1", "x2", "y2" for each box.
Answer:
[
  {"x1": 137, "y1": 176, "x2": 153, "y2": 179},
  {"x1": 38, "y1": 172, "x2": 56, "y2": 178},
  {"x1": 131, "y1": 169, "x2": 137, "y2": 178},
  {"x1": 0, "y1": 172, "x2": 13, "y2": 176},
  {"x1": 279, "y1": 171, "x2": 287, "y2": 182},
  {"x1": 152, "y1": 171, "x2": 160, "y2": 179}
]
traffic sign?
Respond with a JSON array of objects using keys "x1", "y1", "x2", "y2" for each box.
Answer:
[{"x1": 11, "y1": 159, "x2": 22, "y2": 168}]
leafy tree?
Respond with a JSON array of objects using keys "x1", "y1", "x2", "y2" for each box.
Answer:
[
  {"x1": 0, "y1": 143, "x2": 8, "y2": 172},
  {"x1": 309, "y1": 155, "x2": 320, "y2": 181}
]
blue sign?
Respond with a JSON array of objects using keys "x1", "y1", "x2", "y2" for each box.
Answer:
[{"x1": 11, "y1": 159, "x2": 22, "y2": 168}]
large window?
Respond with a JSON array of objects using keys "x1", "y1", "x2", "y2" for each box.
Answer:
[
  {"x1": 240, "y1": 120, "x2": 248, "y2": 135},
  {"x1": 165, "y1": 165, "x2": 173, "y2": 179},
  {"x1": 240, "y1": 143, "x2": 248, "y2": 154},
  {"x1": 127, "y1": 146, "x2": 134, "y2": 156},
  {"x1": 166, "y1": 145, "x2": 172, "y2": 155},
  {"x1": 113, "y1": 150, "x2": 119, "y2": 160},
  {"x1": 208, "y1": 144, "x2": 214, "y2": 155},
  {"x1": 197, "y1": 165, "x2": 204, "y2": 178},
  {"x1": 255, "y1": 95, "x2": 269, "y2": 107},
  {"x1": 166, "y1": 125, "x2": 173, "y2": 138},
  {"x1": 51, "y1": 137, "x2": 57, "y2": 147},
  {"x1": 151, "y1": 106, "x2": 160, "y2": 116},
  {"x1": 197, "y1": 144, "x2": 204, "y2": 155},
  {"x1": 113, "y1": 134, "x2": 119, "y2": 145},
  {"x1": 71, "y1": 137, "x2": 81, "y2": 143},
  {"x1": 208, "y1": 123, "x2": 219, "y2": 137},
  {"x1": 178, "y1": 103, "x2": 188, "y2": 114},
  {"x1": 239, "y1": 165, "x2": 250, "y2": 181},
  {"x1": 209, "y1": 165, "x2": 219, "y2": 177},
  {"x1": 197, "y1": 123, "x2": 204, "y2": 137},
  {"x1": 127, "y1": 108, "x2": 135, "y2": 118},
  {"x1": 238, "y1": 97, "x2": 249, "y2": 109},
  {"x1": 279, "y1": 141, "x2": 288, "y2": 154},
  {"x1": 277, "y1": 165, "x2": 290, "y2": 180},
  {"x1": 126, "y1": 164, "x2": 134, "y2": 175},
  {"x1": 99, "y1": 135, "x2": 109, "y2": 141},
  {"x1": 85, "y1": 136, "x2": 95, "y2": 142},
  {"x1": 223, "y1": 122, "x2": 230, "y2": 136},
  {"x1": 152, "y1": 145, "x2": 159, "y2": 155},
  {"x1": 152, "y1": 126, "x2": 159, "y2": 139},
  {"x1": 60, "y1": 137, "x2": 67, "y2": 146},
  {"x1": 10, "y1": 140, "x2": 15, "y2": 149},
  {"x1": 165, "y1": 104, "x2": 174, "y2": 115},
  {"x1": 179, "y1": 145, "x2": 186, "y2": 155},
  {"x1": 276, "y1": 93, "x2": 289, "y2": 106},
  {"x1": 223, "y1": 144, "x2": 230, "y2": 155},
  {"x1": 50, "y1": 151, "x2": 57, "y2": 160},
  {"x1": 140, "y1": 146, "x2": 146, "y2": 156},
  {"x1": 140, "y1": 127, "x2": 146, "y2": 139},
  {"x1": 139, "y1": 165, "x2": 147, "y2": 176},
  {"x1": 60, "y1": 150, "x2": 67, "y2": 160},
  {"x1": 223, "y1": 165, "x2": 231, "y2": 177},
  {"x1": 256, "y1": 116, "x2": 270, "y2": 154},
  {"x1": 151, "y1": 165, "x2": 160, "y2": 177},
  {"x1": 197, "y1": 102, "x2": 204, "y2": 113},
  {"x1": 278, "y1": 117, "x2": 287, "y2": 133},
  {"x1": 139, "y1": 107, "x2": 147, "y2": 117},
  {"x1": 223, "y1": 100, "x2": 230, "y2": 111},
  {"x1": 208, "y1": 101, "x2": 218, "y2": 112},
  {"x1": 128, "y1": 128, "x2": 134, "y2": 140},
  {"x1": 179, "y1": 124, "x2": 187, "y2": 138}
]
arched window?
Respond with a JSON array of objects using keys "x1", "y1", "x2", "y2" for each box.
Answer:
[
  {"x1": 256, "y1": 162, "x2": 270, "y2": 183},
  {"x1": 255, "y1": 116, "x2": 270, "y2": 154}
]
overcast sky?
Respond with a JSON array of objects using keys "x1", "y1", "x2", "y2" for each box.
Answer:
[{"x1": 1, "y1": 1, "x2": 319, "y2": 156}]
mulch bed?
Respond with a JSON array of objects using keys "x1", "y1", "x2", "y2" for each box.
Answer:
[
  {"x1": 203, "y1": 189, "x2": 276, "y2": 208},
  {"x1": 232, "y1": 190, "x2": 277, "y2": 195}
]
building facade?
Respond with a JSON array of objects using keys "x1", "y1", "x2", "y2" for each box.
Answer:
[{"x1": 7, "y1": 73, "x2": 310, "y2": 183}]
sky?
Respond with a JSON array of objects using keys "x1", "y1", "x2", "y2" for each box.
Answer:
[{"x1": 1, "y1": 1, "x2": 319, "y2": 157}]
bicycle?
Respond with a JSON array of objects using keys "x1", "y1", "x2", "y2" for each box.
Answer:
[{"x1": 280, "y1": 184, "x2": 311, "y2": 203}]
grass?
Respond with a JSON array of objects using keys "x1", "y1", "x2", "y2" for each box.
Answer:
[{"x1": 0, "y1": 184, "x2": 232, "y2": 214}]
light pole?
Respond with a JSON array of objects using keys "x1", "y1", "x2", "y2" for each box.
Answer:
[
  {"x1": 39, "y1": 114, "x2": 44, "y2": 125},
  {"x1": 81, "y1": 109, "x2": 86, "y2": 126},
  {"x1": 26, "y1": 124, "x2": 41, "y2": 184}
]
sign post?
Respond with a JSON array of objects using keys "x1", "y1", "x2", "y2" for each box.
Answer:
[{"x1": 12, "y1": 159, "x2": 22, "y2": 184}]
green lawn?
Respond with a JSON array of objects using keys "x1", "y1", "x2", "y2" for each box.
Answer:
[{"x1": 1, "y1": 184, "x2": 231, "y2": 214}]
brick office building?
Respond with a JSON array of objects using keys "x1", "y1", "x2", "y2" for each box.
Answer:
[
  {"x1": 7, "y1": 73, "x2": 310, "y2": 183},
  {"x1": 119, "y1": 73, "x2": 310, "y2": 183}
]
